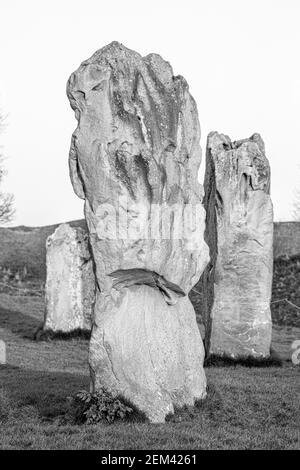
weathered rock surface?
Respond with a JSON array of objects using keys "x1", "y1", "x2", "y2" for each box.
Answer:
[
  {"x1": 0, "y1": 340, "x2": 6, "y2": 364},
  {"x1": 67, "y1": 42, "x2": 209, "y2": 422},
  {"x1": 44, "y1": 223, "x2": 95, "y2": 332},
  {"x1": 201, "y1": 132, "x2": 273, "y2": 358}
]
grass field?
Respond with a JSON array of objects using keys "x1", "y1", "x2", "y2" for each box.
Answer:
[{"x1": 0, "y1": 292, "x2": 299, "y2": 450}]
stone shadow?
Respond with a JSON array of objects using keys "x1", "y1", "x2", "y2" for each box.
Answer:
[
  {"x1": 0, "y1": 303, "x2": 41, "y2": 339},
  {"x1": 0, "y1": 364, "x2": 89, "y2": 420}
]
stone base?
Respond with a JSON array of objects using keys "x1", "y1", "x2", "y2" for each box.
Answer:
[
  {"x1": 209, "y1": 314, "x2": 272, "y2": 358},
  {"x1": 89, "y1": 285, "x2": 206, "y2": 423}
]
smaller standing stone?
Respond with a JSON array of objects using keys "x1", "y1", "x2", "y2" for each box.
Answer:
[
  {"x1": 201, "y1": 132, "x2": 273, "y2": 358},
  {"x1": 0, "y1": 340, "x2": 6, "y2": 364},
  {"x1": 44, "y1": 223, "x2": 95, "y2": 333}
]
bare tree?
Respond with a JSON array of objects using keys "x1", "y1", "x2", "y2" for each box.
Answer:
[{"x1": 0, "y1": 112, "x2": 15, "y2": 224}]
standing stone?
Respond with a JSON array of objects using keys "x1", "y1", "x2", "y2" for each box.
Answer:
[
  {"x1": 0, "y1": 340, "x2": 6, "y2": 364},
  {"x1": 44, "y1": 223, "x2": 95, "y2": 333},
  {"x1": 67, "y1": 42, "x2": 209, "y2": 422},
  {"x1": 201, "y1": 132, "x2": 273, "y2": 358}
]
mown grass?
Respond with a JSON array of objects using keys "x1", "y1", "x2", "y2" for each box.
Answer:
[
  {"x1": 0, "y1": 293, "x2": 299, "y2": 450},
  {"x1": 0, "y1": 365, "x2": 299, "y2": 450}
]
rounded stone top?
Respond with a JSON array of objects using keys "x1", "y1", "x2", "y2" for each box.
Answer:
[{"x1": 67, "y1": 41, "x2": 190, "y2": 104}]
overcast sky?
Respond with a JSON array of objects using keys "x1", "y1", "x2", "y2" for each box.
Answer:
[{"x1": 0, "y1": 0, "x2": 299, "y2": 226}]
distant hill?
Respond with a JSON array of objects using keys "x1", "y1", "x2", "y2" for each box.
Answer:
[{"x1": 0, "y1": 219, "x2": 299, "y2": 280}]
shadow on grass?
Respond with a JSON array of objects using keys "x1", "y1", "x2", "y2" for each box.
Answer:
[
  {"x1": 0, "y1": 364, "x2": 147, "y2": 426},
  {"x1": 0, "y1": 363, "x2": 222, "y2": 427},
  {"x1": 0, "y1": 305, "x2": 41, "y2": 339},
  {"x1": 34, "y1": 325, "x2": 91, "y2": 342},
  {"x1": 204, "y1": 349, "x2": 283, "y2": 368},
  {"x1": 0, "y1": 364, "x2": 89, "y2": 422}
]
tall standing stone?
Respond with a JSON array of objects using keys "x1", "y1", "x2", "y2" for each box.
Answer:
[
  {"x1": 44, "y1": 223, "x2": 95, "y2": 333},
  {"x1": 67, "y1": 42, "x2": 209, "y2": 422},
  {"x1": 201, "y1": 132, "x2": 273, "y2": 358}
]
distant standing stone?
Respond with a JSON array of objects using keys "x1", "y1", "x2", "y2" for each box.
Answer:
[
  {"x1": 44, "y1": 223, "x2": 95, "y2": 332},
  {"x1": 201, "y1": 132, "x2": 273, "y2": 358},
  {"x1": 0, "y1": 340, "x2": 6, "y2": 364}
]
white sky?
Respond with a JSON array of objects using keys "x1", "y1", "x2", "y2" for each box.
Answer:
[{"x1": 0, "y1": 0, "x2": 299, "y2": 226}]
